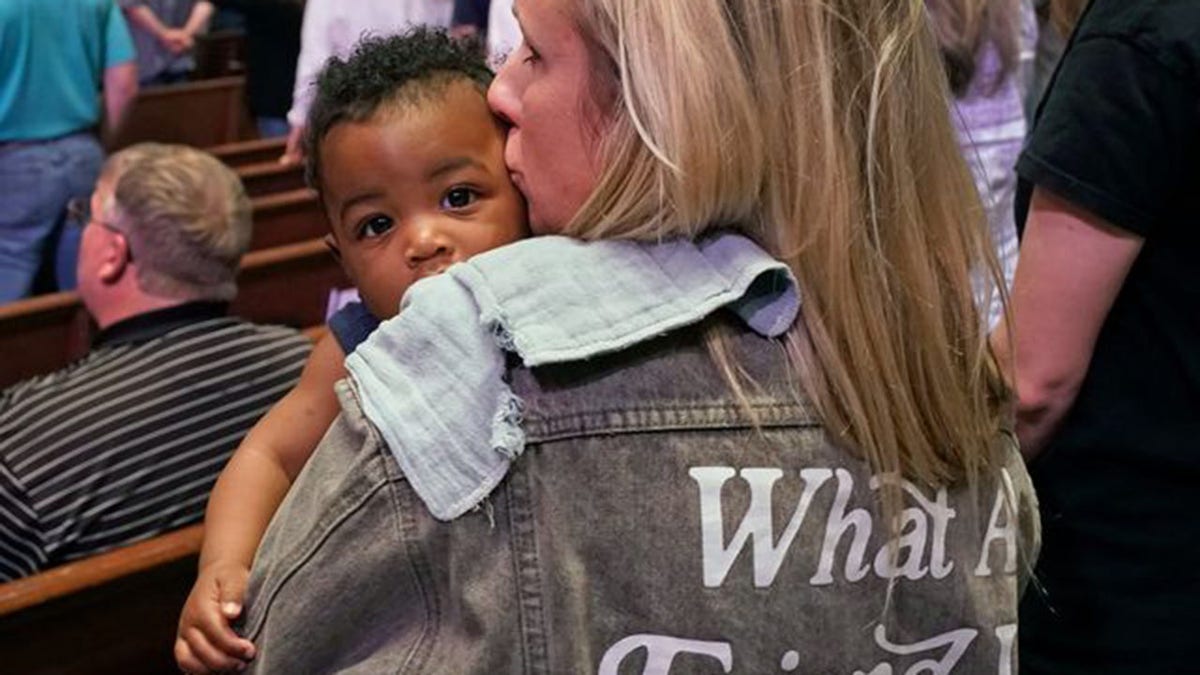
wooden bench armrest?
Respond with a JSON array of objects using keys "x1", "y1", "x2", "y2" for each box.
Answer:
[
  {"x1": 249, "y1": 187, "x2": 318, "y2": 212},
  {"x1": 210, "y1": 137, "x2": 287, "y2": 167},
  {"x1": 0, "y1": 524, "x2": 204, "y2": 617},
  {"x1": 239, "y1": 160, "x2": 304, "y2": 180},
  {"x1": 0, "y1": 289, "x2": 79, "y2": 322}
]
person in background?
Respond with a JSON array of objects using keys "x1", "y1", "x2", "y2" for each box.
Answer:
[
  {"x1": 0, "y1": 0, "x2": 138, "y2": 302},
  {"x1": 0, "y1": 143, "x2": 311, "y2": 582},
  {"x1": 450, "y1": 0, "x2": 517, "y2": 66},
  {"x1": 484, "y1": 0, "x2": 517, "y2": 64},
  {"x1": 1025, "y1": 0, "x2": 1089, "y2": 120},
  {"x1": 996, "y1": 0, "x2": 1200, "y2": 672},
  {"x1": 119, "y1": 0, "x2": 215, "y2": 85},
  {"x1": 211, "y1": 0, "x2": 305, "y2": 138},
  {"x1": 450, "y1": 0, "x2": 489, "y2": 41},
  {"x1": 280, "y1": 0, "x2": 454, "y2": 163},
  {"x1": 927, "y1": 0, "x2": 1035, "y2": 329}
]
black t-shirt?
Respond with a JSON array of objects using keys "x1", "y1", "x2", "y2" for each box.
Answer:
[
  {"x1": 1014, "y1": 1, "x2": 1200, "y2": 673},
  {"x1": 451, "y1": 0, "x2": 490, "y2": 32}
]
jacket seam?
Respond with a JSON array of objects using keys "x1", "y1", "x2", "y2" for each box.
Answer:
[
  {"x1": 523, "y1": 402, "x2": 821, "y2": 444},
  {"x1": 508, "y1": 465, "x2": 551, "y2": 674},
  {"x1": 244, "y1": 469, "x2": 394, "y2": 641},
  {"x1": 393, "y1": 450, "x2": 439, "y2": 674}
]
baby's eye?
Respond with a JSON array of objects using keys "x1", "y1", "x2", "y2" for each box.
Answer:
[
  {"x1": 441, "y1": 187, "x2": 478, "y2": 211},
  {"x1": 357, "y1": 215, "x2": 394, "y2": 239}
]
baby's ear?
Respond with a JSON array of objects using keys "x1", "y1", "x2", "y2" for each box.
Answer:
[{"x1": 323, "y1": 234, "x2": 342, "y2": 262}]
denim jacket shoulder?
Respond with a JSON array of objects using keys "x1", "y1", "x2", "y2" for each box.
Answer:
[
  {"x1": 244, "y1": 319, "x2": 1039, "y2": 674},
  {"x1": 345, "y1": 233, "x2": 799, "y2": 522}
]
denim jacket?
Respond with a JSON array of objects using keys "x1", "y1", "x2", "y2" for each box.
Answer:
[{"x1": 243, "y1": 237, "x2": 1039, "y2": 674}]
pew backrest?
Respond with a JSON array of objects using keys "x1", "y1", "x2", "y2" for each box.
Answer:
[
  {"x1": 0, "y1": 525, "x2": 203, "y2": 675},
  {"x1": 238, "y1": 160, "x2": 308, "y2": 198},
  {"x1": 108, "y1": 76, "x2": 254, "y2": 151},
  {"x1": 211, "y1": 137, "x2": 288, "y2": 168},
  {"x1": 247, "y1": 188, "x2": 325, "y2": 249},
  {"x1": 193, "y1": 30, "x2": 246, "y2": 80},
  {"x1": 232, "y1": 238, "x2": 350, "y2": 329}
]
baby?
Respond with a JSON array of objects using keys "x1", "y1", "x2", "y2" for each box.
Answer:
[{"x1": 175, "y1": 29, "x2": 528, "y2": 674}]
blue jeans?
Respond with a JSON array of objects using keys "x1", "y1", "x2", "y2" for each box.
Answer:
[
  {"x1": 0, "y1": 133, "x2": 104, "y2": 301},
  {"x1": 256, "y1": 116, "x2": 290, "y2": 139}
]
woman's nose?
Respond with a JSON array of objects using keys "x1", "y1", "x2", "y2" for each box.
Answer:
[{"x1": 487, "y1": 57, "x2": 520, "y2": 127}]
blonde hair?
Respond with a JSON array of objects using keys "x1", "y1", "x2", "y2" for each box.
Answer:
[
  {"x1": 567, "y1": 0, "x2": 1010, "y2": 506},
  {"x1": 102, "y1": 143, "x2": 251, "y2": 301},
  {"x1": 926, "y1": 0, "x2": 1022, "y2": 96},
  {"x1": 1047, "y1": 0, "x2": 1087, "y2": 39}
]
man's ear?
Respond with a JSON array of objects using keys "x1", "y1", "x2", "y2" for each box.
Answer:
[{"x1": 98, "y1": 233, "x2": 132, "y2": 284}]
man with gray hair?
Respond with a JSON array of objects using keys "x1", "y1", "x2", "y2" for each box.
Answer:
[{"x1": 0, "y1": 143, "x2": 311, "y2": 581}]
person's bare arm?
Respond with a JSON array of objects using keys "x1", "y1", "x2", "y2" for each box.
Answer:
[
  {"x1": 181, "y1": 1, "x2": 215, "y2": 38},
  {"x1": 199, "y1": 333, "x2": 344, "y2": 565},
  {"x1": 176, "y1": 334, "x2": 345, "y2": 674},
  {"x1": 123, "y1": 3, "x2": 196, "y2": 55},
  {"x1": 279, "y1": 123, "x2": 305, "y2": 165},
  {"x1": 991, "y1": 188, "x2": 1143, "y2": 459},
  {"x1": 122, "y1": 4, "x2": 170, "y2": 38},
  {"x1": 102, "y1": 62, "x2": 138, "y2": 144}
]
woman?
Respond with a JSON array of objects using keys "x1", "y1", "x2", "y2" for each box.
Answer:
[
  {"x1": 927, "y1": 0, "x2": 1035, "y2": 329},
  {"x1": 235, "y1": 1, "x2": 1039, "y2": 672},
  {"x1": 1026, "y1": 0, "x2": 1089, "y2": 119}
]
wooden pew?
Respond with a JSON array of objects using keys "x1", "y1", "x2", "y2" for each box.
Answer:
[
  {"x1": 0, "y1": 239, "x2": 347, "y2": 389},
  {"x1": 211, "y1": 137, "x2": 287, "y2": 168},
  {"x1": 109, "y1": 76, "x2": 255, "y2": 151},
  {"x1": 0, "y1": 526, "x2": 203, "y2": 675},
  {"x1": 248, "y1": 188, "x2": 325, "y2": 249},
  {"x1": 232, "y1": 238, "x2": 347, "y2": 330},
  {"x1": 0, "y1": 292, "x2": 92, "y2": 388},
  {"x1": 239, "y1": 161, "x2": 308, "y2": 198},
  {"x1": 193, "y1": 30, "x2": 247, "y2": 80}
]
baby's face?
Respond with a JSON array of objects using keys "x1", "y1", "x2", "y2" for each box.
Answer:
[{"x1": 320, "y1": 81, "x2": 529, "y2": 319}]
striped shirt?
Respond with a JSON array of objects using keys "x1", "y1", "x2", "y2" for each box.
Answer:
[{"x1": 0, "y1": 303, "x2": 310, "y2": 581}]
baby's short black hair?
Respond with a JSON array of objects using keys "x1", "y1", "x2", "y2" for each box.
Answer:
[{"x1": 303, "y1": 27, "x2": 493, "y2": 192}]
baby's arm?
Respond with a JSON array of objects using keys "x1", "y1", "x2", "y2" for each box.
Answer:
[
  {"x1": 176, "y1": 333, "x2": 345, "y2": 674},
  {"x1": 200, "y1": 332, "x2": 345, "y2": 566}
]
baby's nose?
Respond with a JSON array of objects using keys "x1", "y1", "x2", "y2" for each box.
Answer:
[{"x1": 406, "y1": 224, "x2": 454, "y2": 268}]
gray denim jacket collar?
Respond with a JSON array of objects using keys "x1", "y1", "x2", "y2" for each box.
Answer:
[{"x1": 344, "y1": 232, "x2": 799, "y2": 520}]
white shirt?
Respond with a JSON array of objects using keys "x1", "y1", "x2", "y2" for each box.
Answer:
[
  {"x1": 287, "y1": 0, "x2": 454, "y2": 127},
  {"x1": 485, "y1": 0, "x2": 520, "y2": 67}
]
